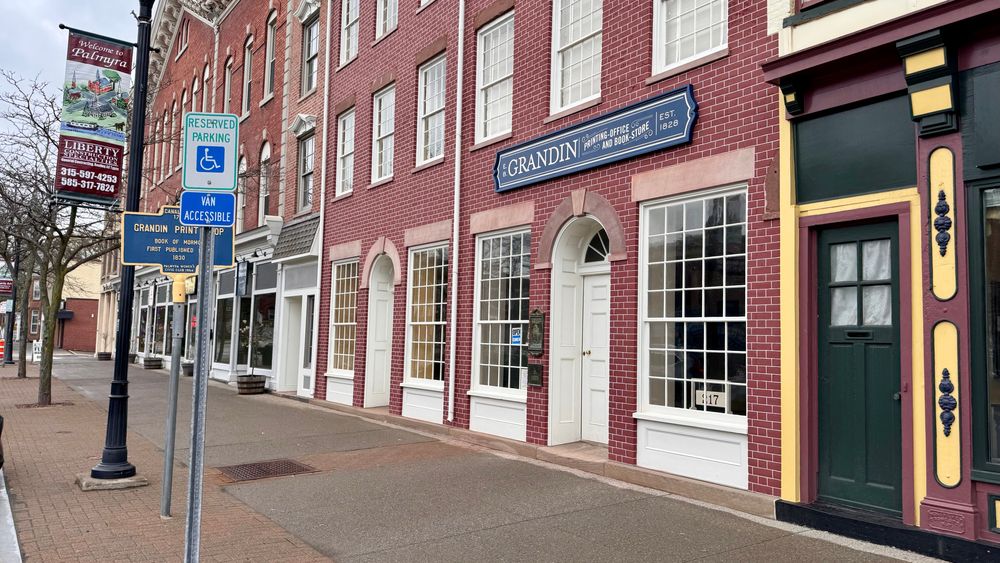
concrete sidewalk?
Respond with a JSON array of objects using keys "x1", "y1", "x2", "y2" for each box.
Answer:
[{"x1": 1, "y1": 356, "x2": 937, "y2": 561}]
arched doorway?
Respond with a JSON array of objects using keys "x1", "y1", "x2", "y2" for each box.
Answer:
[
  {"x1": 364, "y1": 255, "x2": 394, "y2": 407},
  {"x1": 549, "y1": 217, "x2": 612, "y2": 445}
]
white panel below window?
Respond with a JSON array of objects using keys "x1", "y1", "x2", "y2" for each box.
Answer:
[
  {"x1": 401, "y1": 385, "x2": 444, "y2": 423},
  {"x1": 469, "y1": 395, "x2": 526, "y2": 441},
  {"x1": 636, "y1": 418, "x2": 747, "y2": 489},
  {"x1": 325, "y1": 375, "x2": 354, "y2": 406}
]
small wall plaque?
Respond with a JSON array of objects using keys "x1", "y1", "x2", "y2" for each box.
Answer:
[
  {"x1": 528, "y1": 309, "x2": 544, "y2": 357},
  {"x1": 528, "y1": 364, "x2": 543, "y2": 387}
]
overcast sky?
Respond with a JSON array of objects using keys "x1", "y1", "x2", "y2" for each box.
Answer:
[{"x1": 1, "y1": 0, "x2": 139, "y2": 92}]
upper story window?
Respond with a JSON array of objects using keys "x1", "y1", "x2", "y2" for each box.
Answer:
[
  {"x1": 223, "y1": 57, "x2": 233, "y2": 114},
  {"x1": 242, "y1": 38, "x2": 253, "y2": 115},
  {"x1": 371, "y1": 84, "x2": 396, "y2": 182},
  {"x1": 298, "y1": 134, "x2": 315, "y2": 211},
  {"x1": 236, "y1": 156, "x2": 247, "y2": 233},
  {"x1": 258, "y1": 142, "x2": 271, "y2": 226},
  {"x1": 551, "y1": 0, "x2": 602, "y2": 113},
  {"x1": 302, "y1": 17, "x2": 320, "y2": 93},
  {"x1": 202, "y1": 64, "x2": 211, "y2": 112},
  {"x1": 476, "y1": 12, "x2": 514, "y2": 143},
  {"x1": 169, "y1": 100, "x2": 178, "y2": 171},
  {"x1": 653, "y1": 0, "x2": 727, "y2": 73},
  {"x1": 32, "y1": 279, "x2": 41, "y2": 301},
  {"x1": 417, "y1": 55, "x2": 446, "y2": 165},
  {"x1": 336, "y1": 108, "x2": 356, "y2": 197},
  {"x1": 191, "y1": 78, "x2": 200, "y2": 113},
  {"x1": 264, "y1": 12, "x2": 278, "y2": 98},
  {"x1": 178, "y1": 90, "x2": 186, "y2": 165},
  {"x1": 30, "y1": 310, "x2": 39, "y2": 335},
  {"x1": 376, "y1": 0, "x2": 398, "y2": 40},
  {"x1": 340, "y1": 0, "x2": 359, "y2": 65}
]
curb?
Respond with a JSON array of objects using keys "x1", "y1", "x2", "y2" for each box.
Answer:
[{"x1": 0, "y1": 469, "x2": 22, "y2": 563}]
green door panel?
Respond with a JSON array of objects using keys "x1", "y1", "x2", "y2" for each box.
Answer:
[{"x1": 817, "y1": 220, "x2": 902, "y2": 515}]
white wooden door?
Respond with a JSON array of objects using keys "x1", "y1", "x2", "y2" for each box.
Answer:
[
  {"x1": 581, "y1": 274, "x2": 610, "y2": 444},
  {"x1": 297, "y1": 294, "x2": 315, "y2": 397},
  {"x1": 550, "y1": 275, "x2": 582, "y2": 445},
  {"x1": 365, "y1": 259, "x2": 393, "y2": 407}
]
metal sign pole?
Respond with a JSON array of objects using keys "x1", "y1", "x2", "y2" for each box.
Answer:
[
  {"x1": 3, "y1": 237, "x2": 19, "y2": 364},
  {"x1": 160, "y1": 275, "x2": 186, "y2": 518},
  {"x1": 184, "y1": 228, "x2": 214, "y2": 562}
]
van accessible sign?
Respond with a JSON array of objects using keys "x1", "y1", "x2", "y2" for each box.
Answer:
[
  {"x1": 493, "y1": 85, "x2": 698, "y2": 192},
  {"x1": 182, "y1": 112, "x2": 239, "y2": 191},
  {"x1": 121, "y1": 206, "x2": 234, "y2": 274}
]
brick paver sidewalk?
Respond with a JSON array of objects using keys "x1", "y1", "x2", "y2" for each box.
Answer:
[{"x1": 0, "y1": 366, "x2": 328, "y2": 562}]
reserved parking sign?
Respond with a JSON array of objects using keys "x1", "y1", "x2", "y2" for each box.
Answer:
[{"x1": 182, "y1": 112, "x2": 239, "y2": 191}]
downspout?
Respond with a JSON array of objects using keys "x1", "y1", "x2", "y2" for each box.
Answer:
[
  {"x1": 311, "y1": 0, "x2": 336, "y2": 395},
  {"x1": 447, "y1": 0, "x2": 467, "y2": 422}
]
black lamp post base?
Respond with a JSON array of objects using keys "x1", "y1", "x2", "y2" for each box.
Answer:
[{"x1": 90, "y1": 461, "x2": 137, "y2": 479}]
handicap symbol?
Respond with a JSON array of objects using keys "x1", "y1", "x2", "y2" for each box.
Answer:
[{"x1": 196, "y1": 146, "x2": 225, "y2": 173}]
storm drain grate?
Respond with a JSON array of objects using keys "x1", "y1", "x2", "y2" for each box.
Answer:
[{"x1": 216, "y1": 459, "x2": 315, "y2": 482}]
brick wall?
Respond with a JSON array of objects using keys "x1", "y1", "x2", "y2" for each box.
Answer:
[{"x1": 59, "y1": 298, "x2": 99, "y2": 352}]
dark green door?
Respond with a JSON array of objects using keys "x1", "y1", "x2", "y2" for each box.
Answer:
[{"x1": 817, "y1": 221, "x2": 902, "y2": 515}]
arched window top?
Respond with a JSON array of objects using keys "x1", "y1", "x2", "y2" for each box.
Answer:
[
  {"x1": 260, "y1": 141, "x2": 271, "y2": 161},
  {"x1": 584, "y1": 228, "x2": 610, "y2": 263}
]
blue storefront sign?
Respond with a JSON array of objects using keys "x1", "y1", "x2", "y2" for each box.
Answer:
[
  {"x1": 179, "y1": 190, "x2": 236, "y2": 227},
  {"x1": 493, "y1": 85, "x2": 698, "y2": 192},
  {"x1": 121, "y1": 206, "x2": 234, "y2": 274}
]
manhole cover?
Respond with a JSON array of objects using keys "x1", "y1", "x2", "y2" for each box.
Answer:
[{"x1": 216, "y1": 459, "x2": 315, "y2": 482}]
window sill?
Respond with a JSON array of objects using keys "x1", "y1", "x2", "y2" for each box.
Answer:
[
  {"x1": 297, "y1": 88, "x2": 317, "y2": 104},
  {"x1": 372, "y1": 27, "x2": 397, "y2": 47},
  {"x1": 368, "y1": 176, "x2": 394, "y2": 189},
  {"x1": 325, "y1": 370, "x2": 354, "y2": 381},
  {"x1": 415, "y1": 0, "x2": 437, "y2": 15},
  {"x1": 174, "y1": 45, "x2": 187, "y2": 61},
  {"x1": 646, "y1": 48, "x2": 729, "y2": 86},
  {"x1": 239, "y1": 112, "x2": 250, "y2": 124},
  {"x1": 544, "y1": 96, "x2": 602, "y2": 125},
  {"x1": 633, "y1": 409, "x2": 748, "y2": 435},
  {"x1": 258, "y1": 93, "x2": 275, "y2": 108},
  {"x1": 401, "y1": 379, "x2": 444, "y2": 392},
  {"x1": 293, "y1": 207, "x2": 314, "y2": 219},
  {"x1": 470, "y1": 132, "x2": 511, "y2": 152},
  {"x1": 412, "y1": 156, "x2": 444, "y2": 173},
  {"x1": 336, "y1": 56, "x2": 357, "y2": 73},
  {"x1": 332, "y1": 190, "x2": 354, "y2": 202},
  {"x1": 467, "y1": 388, "x2": 527, "y2": 404}
]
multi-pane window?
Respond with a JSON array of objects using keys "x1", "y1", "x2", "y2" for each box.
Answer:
[
  {"x1": 376, "y1": 0, "x2": 397, "y2": 40},
  {"x1": 258, "y1": 143, "x2": 271, "y2": 225},
  {"x1": 298, "y1": 134, "x2": 315, "y2": 211},
  {"x1": 32, "y1": 279, "x2": 40, "y2": 300},
  {"x1": 191, "y1": 78, "x2": 199, "y2": 113},
  {"x1": 302, "y1": 18, "x2": 320, "y2": 93},
  {"x1": 202, "y1": 65, "x2": 211, "y2": 112},
  {"x1": 336, "y1": 109, "x2": 355, "y2": 196},
  {"x1": 475, "y1": 231, "x2": 531, "y2": 390},
  {"x1": 223, "y1": 57, "x2": 233, "y2": 114},
  {"x1": 552, "y1": 0, "x2": 602, "y2": 112},
  {"x1": 417, "y1": 56, "x2": 446, "y2": 164},
  {"x1": 828, "y1": 240, "x2": 892, "y2": 327},
  {"x1": 178, "y1": 90, "x2": 186, "y2": 164},
  {"x1": 406, "y1": 246, "x2": 449, "y2": 382},
  {"x1": 242, "y1": 39, "x2": 253, "y2": 114},
  {"x1": 654, "y1": 0, "x2": 727, "y2": 72},
  {"x1": 236, "y1": 157, "x2": 247, "y2": 233},
  {"x1": 329, "y1": 261, "x2": 359, "y2": 372},
  {"x1": 30, "y1": 310, "x2": 39, "y2": 335},
  {"x1": 264, "y1": 13, "x2": 277, "y2": 97},
  {"x1": 643, "y1": 190, "x2": 747, "y2": 416},
  {"x1": 371, "y1": 85, "x2": 395, "y2": 181},
  {"x1": 340, "y1": 0, "x2": 359, "y2": 65},
  {"x1": 980, "y1": 189, "x2": 1000, "y2": 462},
  {"x1": 476, "y1": 13, "x2": 514, "y2": 143},
  {"x1": 169, "y1": 101, "x2": 178, "y2": 170}
]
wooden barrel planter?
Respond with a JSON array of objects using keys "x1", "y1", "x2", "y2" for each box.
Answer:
[
  {"x1": 182, "y1": 362, "x2": 194, "y2": 377},
  {"x1": 237, "y1": 374, "x2": 266, "y2": 395}
]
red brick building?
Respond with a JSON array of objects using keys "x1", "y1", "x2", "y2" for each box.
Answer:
[{"x1": 125, "y1": 0, "x2": 782, "y2": 494}]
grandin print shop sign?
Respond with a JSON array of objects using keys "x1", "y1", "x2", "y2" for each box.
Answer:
[{"x1": 493, "y1": 85, "x2": 698, "y2": 192}]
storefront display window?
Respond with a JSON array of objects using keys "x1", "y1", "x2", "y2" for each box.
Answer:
[
  {"x1": 982, "y1": 189, "x2": 1000, "y2": 463},
  {"x1": 406, "y1": 246, "x2": 449, "y2": 381},
  {"x1": 329, "y1": 261, "x2": 359, "y2": 373},
  {"x1": 236, "y1": 296, "x2": 251, "y2": 365},
  {"x1": 251, "y1": 293, "x2": 276, "y2": 370},
  {"x1": 642, "y1": 189, "x2": 747, "y2": 416},
  {"x1": 214, "y1": 297, "x2": 234, "y2": 364},
  {"x1": 474, "y1": 231, "x2": 530, "y2": 391},
  {"x1": 185, "y1": 299, "x2": 197, "y2": 361}
]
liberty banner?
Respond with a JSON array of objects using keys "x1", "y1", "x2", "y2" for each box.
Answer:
[{"x1": 54, "y1": 31, "x2": 133, "y2": 205}]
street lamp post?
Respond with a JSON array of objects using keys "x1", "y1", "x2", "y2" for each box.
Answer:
[{"x1": 91, "y1": 0, "x2": 155, "y2": 480}]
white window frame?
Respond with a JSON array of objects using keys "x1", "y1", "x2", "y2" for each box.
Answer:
[
  {"x1": 258, "y1": 143, "x2": 271, "y2": 226},
  {"x1": 191, "y1": 78, "x2": 199, "y2": 113},
  {"x1": 471, "y1": 228, "x2": 531, "y2": 399},
  {"x1": 637, "y1": 185, "x2": 748, "y2": 427},
  {"x1": 223, "y1": 57, "x2": 233, "y2": 114},
  {"x1": 236, "y1": 157, "x2": 247, "y2": 233},
  {"x1": 371, "y1": 84, "x2": 396, "y2": 182},
  {"x1": 416, "y1": 55, "x2": 447, "y2": 166},
  {"x1": 32, "y1": 279, "x2": 41, "y2": 301},
  {"x1": 202, "y1": 64, "x2": 212, "y2": 112},
  {"x1": 264, "y1": 12, "x2": 277, "y2": 98},
  {"x1": 327, "y1": 259, "x2": 360, "y2": 377},
  {"x1": 169, "y1": 100, "x2": 178, "y2": 171},
  {"x1": 339, "y1": 0, "x2": 359, "y2": 65},
  {"x1": 475, "y1": 12, "x2": 514, "y2": 144},
  {"x1": 178, "y1": 90, "x2": 186, "y2": 166},
  {"x1": 375, "y1": 0, "x2": 398, "y2": 40},
  {"x1": 298, "y1": 134, "x2": 315, "y2": 211},
  {"x1": 30, "y1": 310, "x2": 40, "y2": 335},
  {"x1": 302, "y1": 16, "x2": 320, "y2": 94},
  {"x1": 242, "y1": 38, "x2": 253, "y2": 116},
  {"x1": 550, "y1": 0, "x2": 603, "y2": 114},
  {"x1": 652, "y1": 0, "x2": 728, "y2": 75},
  {"x1": 335, "y1": 108, "x2": 355, "y2": 197},
  {"x1": 403, "y1": 244, "x2": 449, "y2": 386}
]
